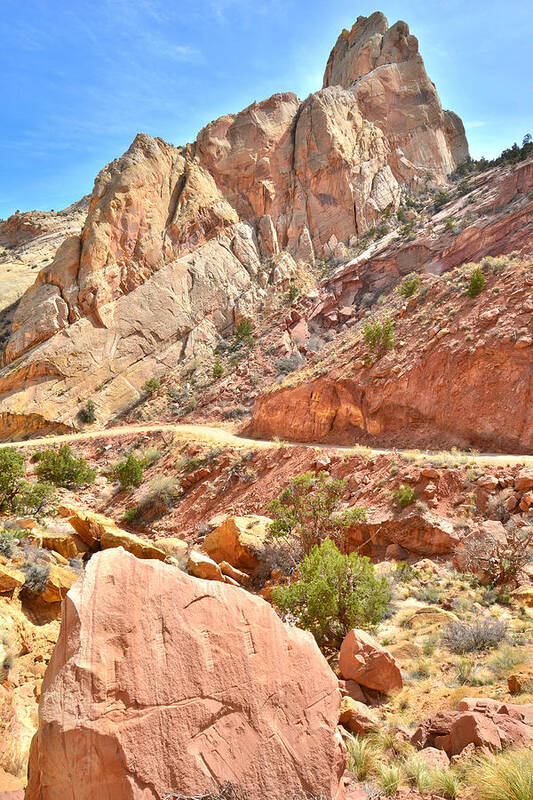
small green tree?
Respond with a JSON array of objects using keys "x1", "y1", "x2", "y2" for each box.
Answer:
[
  {"x1": 79, "y1": 399, "x2": 96, "y2": 423},
  {"x1": 15, "y1": 482, "x2": 56, "y2": 519},
  {"x1": 273, "y1": 539, "x2": 391, "y2": 649},
  {"x1": 283, "y1": 285, "x2": 299, "y2": 306},
  {"x1": 268, "y1": 471, "x2": 365, "y2": 556},
  {"x1": 363, "y1": 316, "x2": 395, "y2": 358},
  {"x1": 235, "y1": 319, "x2": 254, "y2": 341},
  {"x1": 142, "y1": 377, "x2": 160, "y2": 394},
  {"x1": 34, "y1": 445, "x2": 95, "y2": 489},
  {"x1": 397, "y1": 275, "x2": 420, "y2": 298},
  {"x1": 116, "y1": 454, "x2": 144, "y2": 490},
  {"x1": 0, "y1": 449, "x2": 25, "y2": 511},
  {"x1": 392, "y1": 484, "x2": 416, "y2": 508},
  {"x1": 467, "y1": 267, "x2": 485, "y2": 298},
  {"x1": 212, "y1": 357, "x2": 224, "y2": 379}
]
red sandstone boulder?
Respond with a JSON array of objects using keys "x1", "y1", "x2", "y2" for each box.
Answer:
[
  {"x1": 26, "y1": 548, "x2": 345, "y2": 800},
  {"x1": 412, "y1": 700, "x2": 533, "y2": 756},
  {"x1": 339, "y1": 629, "x2": 402, "y2": 693}
]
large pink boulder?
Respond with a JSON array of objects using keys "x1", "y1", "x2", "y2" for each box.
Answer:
[
  {"x1": 339, "y1": 629, "x2": 403, "y2": 693},
  {"x1": 26, "y1": 548, "x2": 345, "y2": 800}
]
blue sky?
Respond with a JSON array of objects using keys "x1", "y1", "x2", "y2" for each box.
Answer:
[{"x1": 1, "y1": 0, "x2": 531, "y2": 219}]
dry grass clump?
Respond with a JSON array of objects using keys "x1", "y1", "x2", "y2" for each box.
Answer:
[{"x1": 467, "y1": 748, "x2": 533, "y2": 800}]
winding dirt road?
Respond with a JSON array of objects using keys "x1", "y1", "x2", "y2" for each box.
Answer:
[{"x1": 2, "y1": 422, "x2": 532, "y2": 467}]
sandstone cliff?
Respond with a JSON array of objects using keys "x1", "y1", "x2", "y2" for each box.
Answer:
[{"x1": 0, "y1": 12, "x2": 466, "y2": 440}]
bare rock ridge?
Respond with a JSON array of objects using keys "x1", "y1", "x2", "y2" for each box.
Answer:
[
  {"x1": 25, "y1": 547, "x2": 345, "y2": 800},
  {"x1": 0, "y1": 12, "x2": 467, "y2": 440}
]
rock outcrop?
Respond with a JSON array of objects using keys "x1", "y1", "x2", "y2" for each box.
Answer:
[
  {"x1": 26, "y1": 548, "x2": 345, "y2": 800},
  {"x1": 0, "y1": 13, "x2": 466, "y2": 440},
  {"x1": 412, "y1": 698, "x2": 533, "y2": 756}
]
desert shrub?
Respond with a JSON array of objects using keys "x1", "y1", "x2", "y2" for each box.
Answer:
[
  {"x1": 460, "y1": 524, "x2": 533, "y2": 585},
  {"x1": 394, "y1": 561, "x2": 420, "y2": 583},
  {"x1": 442, "y1": 617, "x2": 508, "y2": 654},
  {"x1": 363, "y1": 316, "x2": 395, "y2": 358},
  {"x1": 34, "y1": 445, "x2": 95, "y2": 488},
  {"x1": 414, "y1": 584, "x2": 441, "y2": 604},
  {"x1": 14, "y1": 481, "x2": 56, "y2": 519},
  {"x1": 0, "y1": 448, "x2": 25, "y2": 511},
  {"x1": 466, "y1": 747, "x2": 533, "y2": 800},
  {"x1": 268, "y1": 471, "x2": 365, "y2": 556},
  {"x1": 274, "y1": 352, "x2": 303, "y2": 375},
  {"x1": 138, "y1": 476, "x2": 180, "y2": 514},
  {"x1": 123, "y1": 507, "x2": 139, "y2": 524},
  {"x1": 222, "y1": 406, "x2": 248, "y2": 419},
  {"x1": 116, "y1": 454, "x2": 144, "y2": 490},
  {"x1": 234, "y1": 319, "x2": 254, "y2": 341},
  {"x1": 434, "y1": 191, "x2": 451, "y2": 211},
  {"x1": 422, "y1": 633, "x2": 439, "y2": 656},
  {"x1": 142, "y1": 377, "x2": 160, "y2": 394},
  {"x1": 78, "y1": 399, "x2": 96, "y2": 423},
  {"x1": 134, "y1": 446, "x2": 161, "y2": 467},
  {"x1": 454, "y1": 657, "x2": 482, "y2": 686},
  {"x1": 375, "y1": 223, "x2": 390, "y2": 238},
  {"x1": 283, "y1": 284, "x2": 299, "y2": 306},
  {"x1": 444, "y1": 217, "x2": 456, "y2": 231},
  {"x1": 397, "y1": 275, "x2": 420, "y2": 298},
  {"x1": 272, "y1": 539, "x2": 391, "y2": 649},
  {"x1": 0, "y1": 530, "x2": 15, "y2": 558},
  {"x1": 212, "y1": 357, "x2": 224, "y2": 379},
  {"x1": 487, "y1": 646, "x2": 523, "y2": 679},
  {"x1": 393, "y1": 484, "x2": 415, "y2": 508},
  {"x1": 21, "y1": 562, "x2": 50, "y2": 594},
  {"x1": 467, "y1": 266, "x2": 485, "y2": 298}
]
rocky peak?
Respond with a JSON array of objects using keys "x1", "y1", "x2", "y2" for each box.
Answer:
[{"x1": 323, "y1": 12, "x2": 419, "y2": 89}]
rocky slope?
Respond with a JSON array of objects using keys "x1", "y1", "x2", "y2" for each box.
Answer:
[
  {"x1": 0, "y1": 198, "x2": 89, "y2": 354},
  {"x1": 0, "y1": 12, "x2": 467, "y2": 441},
  {"x1": 247, "y1": 156, "x2": 533, "y2": 453}
]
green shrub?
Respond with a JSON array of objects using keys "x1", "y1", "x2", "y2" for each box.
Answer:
[
  {"x1": 34, "y1": 445, "x2": 95, "y2": 489},
  {"x1": 116, "y1": 454, "x2": 144, "y2": 490},
  {"x1": 375, "y1": 223, "x2": 390, "y2": 238},
  {"x1": 142, "y1": 377, "x2": 160, "y2": 394},
  {"x1": 0, "y1": 449, "x2": 25, "y2": 511},
  {"x1": 272, "y1": 539, "x2": 391, "y2": 649},
  {"x1": 123, "y1": 507, "x2": 139, "y2": 524},
  {"x1": 363, "y1": 316, "x2": 395, "y2": 358},
  {"x1": 79, "y1": 399, "x2": 96, "y2": 423},
  {"x1": 467, "y1": 267, "x2": 485, "y2": 298},
  {"x1": 268, "y1": 471, "x2": 365, "y2": 556},
  {"x1": 445, "y1": 217, "x2": 456, "y2": 231},
  {"x1": 21, "y1": 562, "x2": 50, "y2": 594},
  {"x1": 212, "y1": 357, "x2": 224, "y2": 379},
  {"x1": 283, "y1": 285, "x2": 299, "y2": 306},
  {"x1": 235, "y1": 319, "x2": 254, "y2": 341},
  {"x1": 397, "y1": 275, "x2": 420, "y2": 298},
  {"x1": 434, "y1": 191, "x2": 451, "y2": 211},
  {"x1": 0, "y1": 530, "x2": 15, "y2": 558},
  {"x1": 393, "y1": 484, "x2": 416, "y2": 508},
  {"x1": 14, "y1": 481, "x2": 56, "y2": 519}
]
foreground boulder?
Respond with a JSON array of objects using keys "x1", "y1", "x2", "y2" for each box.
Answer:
[
  {"x1": 339, "y1": 629, "x2": 402, "y2": 694},
  {"x1": 26, "y1": 548, "x2": 345, "y2": 800}
]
